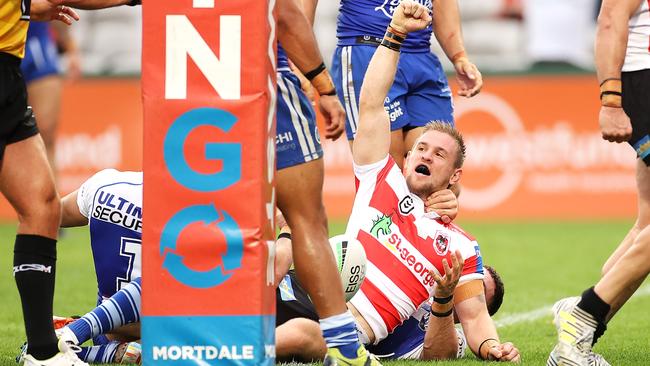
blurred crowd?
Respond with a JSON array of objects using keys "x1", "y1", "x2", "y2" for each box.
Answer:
[{"x1": 61, "y1": 0, "x2": 603, "y2": 76}]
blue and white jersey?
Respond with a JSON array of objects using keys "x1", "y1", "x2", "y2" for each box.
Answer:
[
  {"x1": 77, "y1": 169, "x2": 142, "y2": 300},
  {"x1": 367, "y1": 301, "x2": 467, "y2": 359},
  {"x1": 337, "y1": 0, "x2": 433, "y2": 52}
]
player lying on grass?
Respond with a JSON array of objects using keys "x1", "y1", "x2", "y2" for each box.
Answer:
[
  {"x1": 18, "y1": 169, "x2": 143, "y2": 364},
  {"x1": 311, "y1": 1, "x2": 519, "y2": 361},
  {"x1": 274, "y1": 263, "x2": 505, "y2": 361}
]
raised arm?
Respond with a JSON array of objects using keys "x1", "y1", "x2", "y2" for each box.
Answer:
[
  {"x1": 354, "y1": 1, "x2": 431, "y2": 165},
  {"x1": 431, "y1": 0, "x2": 482, "y2": 97}
]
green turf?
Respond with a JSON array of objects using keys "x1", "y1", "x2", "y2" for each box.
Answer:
[{"x1": 1, "y1": 220, "x2": 649, "y2": 365}]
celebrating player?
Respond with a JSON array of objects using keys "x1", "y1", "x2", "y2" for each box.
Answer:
[
  {"x1": 549, "y1": 1, "x2": 650, "y2": 365},
  {"x1": 1, "y1": 1, "x2": 82, "y2": 366},
  {"x1": 281, "y1": 1, "x2": 517, "y2": 361},
  {"x1": 329, "y1": 0, "x2": 482, "y2": 169}
]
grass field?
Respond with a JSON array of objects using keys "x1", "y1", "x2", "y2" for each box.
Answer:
[{"x1": 1, "y1": 219, "x2": 649, "y2": 365}]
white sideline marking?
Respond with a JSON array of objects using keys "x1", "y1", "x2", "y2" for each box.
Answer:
[{"x1": 494, "y1": 284, "x2": 650, "y2": 328}]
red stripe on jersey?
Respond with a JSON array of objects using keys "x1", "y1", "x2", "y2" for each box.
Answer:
[
  {"x1": 358, "y1": 230, "x2": 430, "y2": 303},
  {"x1": 360, "y1": 279, "x2": 402, "y2": 332},
  {"x1": 445, "y1": 222, "x2": 476, "y2": 241},
  {"x1": 461, "y1": 255, "x2": 481, "y2": 277}
]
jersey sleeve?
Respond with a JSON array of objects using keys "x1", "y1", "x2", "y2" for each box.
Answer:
[
  {"x1": 76, "y1": 169, "x2": 119, "y2": 218},
  {"x1": 458, "y1": 239, "x2": 484, "y2": 283},
  {"x1": 353, "y1": 155, "x2": 392, "y2": 191}
]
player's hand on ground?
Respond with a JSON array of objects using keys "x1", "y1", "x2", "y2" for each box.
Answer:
[
  {"x1": 318, "y1": 95, "x2": 346, "y2": 141},
  {"x1": 390, "y1": 0, "x2": 432, "y2": 34},
  {"x1": 31, "y1": 0, "x2": 80, "y2": 25},
  {"x1": 599, "y1": 106, "x2": 632, "y2": 143},
  {"x1": 432, "y1": 249, "x2": 463, "y2": 298},
  {"x1": 486, "y1": 342, "x2": 520, "y2": 363},
  {"x1": 425, "y1": 189, "x2": 457, "y2": 223},
  {"x1": 454, "y1": 58, "x2": 482, "y2": 98}
]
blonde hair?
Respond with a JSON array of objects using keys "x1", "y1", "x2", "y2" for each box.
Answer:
[{"x1": 421, "y1": 121, "x2": 466, "y2": 168}]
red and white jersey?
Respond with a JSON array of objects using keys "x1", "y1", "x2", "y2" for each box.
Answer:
[
  {"x1": 346, "y1": 156, "x2": 483, "y2": 343},
  {"x1": 623, "y1": 0, "x2": 650, "y2": 72}
]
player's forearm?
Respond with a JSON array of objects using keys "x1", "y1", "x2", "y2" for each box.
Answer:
[
  {"x1": 62, "y1": 0, "x2": 133, "y2": 9},
  {"x1": 359, "y1": 45, "x2": 399, "y2": 118},
  {"x1": 594, "y1": 0, "x2": 632, "y2": 82},
  {"x1": 298, "y1": 0, "x2": 319, "y2": 25},
  {"x1": 277, "y1": 0, "x2": 324, "y2": 73},
  {"x1": 421, "y1": 315, "x2": 459, "y2": 360},
  {"x1": 432, "y1": 0, "x2": 465, "y2": 62},
  {"x1": 462, "y1": 312, "x2": 499, "y2": 358}
]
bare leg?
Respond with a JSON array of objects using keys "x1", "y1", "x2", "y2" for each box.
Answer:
[
  {"x1": 276, "y1": 159, "x2": 347, "y2": 318},
  {"x1": 26, "y1": 76, "x2": 62, "y2": 177},
  {"x1": 2, "y1": 134, "x2": 61, "y2": 359},
  {"x1": 0, "y1": 134, "x2": 60, "y2": 238},
  {"x1": 594, "y1": 159, "x2": 650, "y2": 320},
  {"x1": 276, "y1": 318, "x2": 327, "y2": 362}
]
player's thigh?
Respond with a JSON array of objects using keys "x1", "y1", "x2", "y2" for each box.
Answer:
[
  {"x1": 0, "y1": 134, "x2": 59, "y2": 231},
  {"x1": 26, "y1": 75, "x2": 63, "y2": 144},
  {"x1": 636, "y1": 159, "x2": 650, "y2": 228},
  {"x1": 622, "y1": 70, "x2": 650, "y2": 226},
  {"x1": 401, "y1": 52, "x2": 454, "y2": 127},
  {"x1": 276, "y1": 71, "x2": 325, "y2": 215}
]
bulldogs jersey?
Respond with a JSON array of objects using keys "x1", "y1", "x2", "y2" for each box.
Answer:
[
  {"x1": 367, "y1": 300, "x2": 466, "y2": 359},
  {"x1": 77, "y1": 169, "x2": 142, "y2": 300},
  {"x1": 623, "y1": 0, "x2": 650, "y2": 72},
  {"x1": 346, "y1": 156, "x2": 483, "y2": 343},
  {"x1": 337, "y1": 0, "x2": 433, "y2": 51}
]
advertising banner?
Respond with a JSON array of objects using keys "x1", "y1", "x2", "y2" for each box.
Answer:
[{"x1": 141, "y1": 1, "x2": 275, "y2": 365}]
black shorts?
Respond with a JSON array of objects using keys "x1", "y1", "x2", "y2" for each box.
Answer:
[
  {"x1": 622, "y1": 69, "x2": 650, "y2": 166},
  {"x1": 0, "y1": 52, "x2": 39, "y2": 160},
  {"x1": 276, "y1": 270, "x2": 318, "y2": 326}
]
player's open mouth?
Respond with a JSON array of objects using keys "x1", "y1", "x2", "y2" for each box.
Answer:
[{"x1": 415, "y1": 164, "x2": 430, "y2": 176}]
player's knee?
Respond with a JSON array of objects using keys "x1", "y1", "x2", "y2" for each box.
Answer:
[{"x1": 17, "y1": 190, "x2": 61, "y2": 227}]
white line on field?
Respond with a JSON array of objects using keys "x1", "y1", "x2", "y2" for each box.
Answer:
[{"x1": 494, "y1": 284, "x2": 650, "y2": 328}]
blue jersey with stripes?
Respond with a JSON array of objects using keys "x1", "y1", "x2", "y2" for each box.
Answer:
[
  {"x1": 337, "y1": 0, "x2": 433, "y2": 52},
  {"x1": 277, "y1": 43, "x2": 290, "y2": 72},
  {"x1": 77, "y1": 169, "x2": 142, "y2": 300},
  {"x1": 368, "y1": 301, "x2": 467, "y2": 359}
]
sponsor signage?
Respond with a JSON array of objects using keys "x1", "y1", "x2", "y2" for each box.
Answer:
[{"x1": 141, "y1": 0, "x2": 275, "y2": 365}]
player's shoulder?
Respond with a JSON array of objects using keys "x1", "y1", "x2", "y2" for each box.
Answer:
[
  {"x1": 444, "y1": 222, "x2": 476, "y2": 242},
  {"x1": 85, "y1": 169, "x2": 142, "y2": 188}
]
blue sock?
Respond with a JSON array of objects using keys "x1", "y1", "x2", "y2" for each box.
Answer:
[
  {"x1": 319, "y1": 311, "x2": 361, "y2": 358},
  {"x1": 78, "y1": 342, "x2": 119, "y2": 363},
  {"x1": 67, "y1": 278, "x2": 141, "y2": 344}
]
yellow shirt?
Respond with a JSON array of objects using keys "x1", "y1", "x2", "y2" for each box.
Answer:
[{"x1": 0, "y1": 0, "x2": 29, "y2": 59}]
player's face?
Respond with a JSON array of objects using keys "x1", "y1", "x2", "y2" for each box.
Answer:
[{"x1": 404, "y1": 130, "x2": 461, "y2": 199}]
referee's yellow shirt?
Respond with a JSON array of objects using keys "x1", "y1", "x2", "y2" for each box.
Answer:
[{"x1": 0, "y1": 0, "x2": 29, "y2": 59}]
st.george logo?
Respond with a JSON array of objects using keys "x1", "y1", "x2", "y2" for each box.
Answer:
[{"x1": 161, "y1": 107, "x2": 243, "y2": 288}]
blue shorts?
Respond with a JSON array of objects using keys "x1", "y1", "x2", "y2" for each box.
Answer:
[
  {"x1": 20, "y1": 25, "x2": 61, "y2": 83},
  {"x1": 276, "y1": 71, "x2": 323, "y2": 170},
  {"x1": 331, "y1": 45, "x2": 453, "y2": 140}
]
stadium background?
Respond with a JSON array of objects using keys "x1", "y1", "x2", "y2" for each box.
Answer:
[{"x1": 1, "y1": 0, "x2": 649, "y2": 365}]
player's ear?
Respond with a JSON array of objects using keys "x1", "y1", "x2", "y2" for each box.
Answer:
[
  {"x1": 403, "y1": 151, "x2": 412, "y2": 172},
  {"x1": 449, "y1": 168, "x2": 462, "y2": 186}
]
